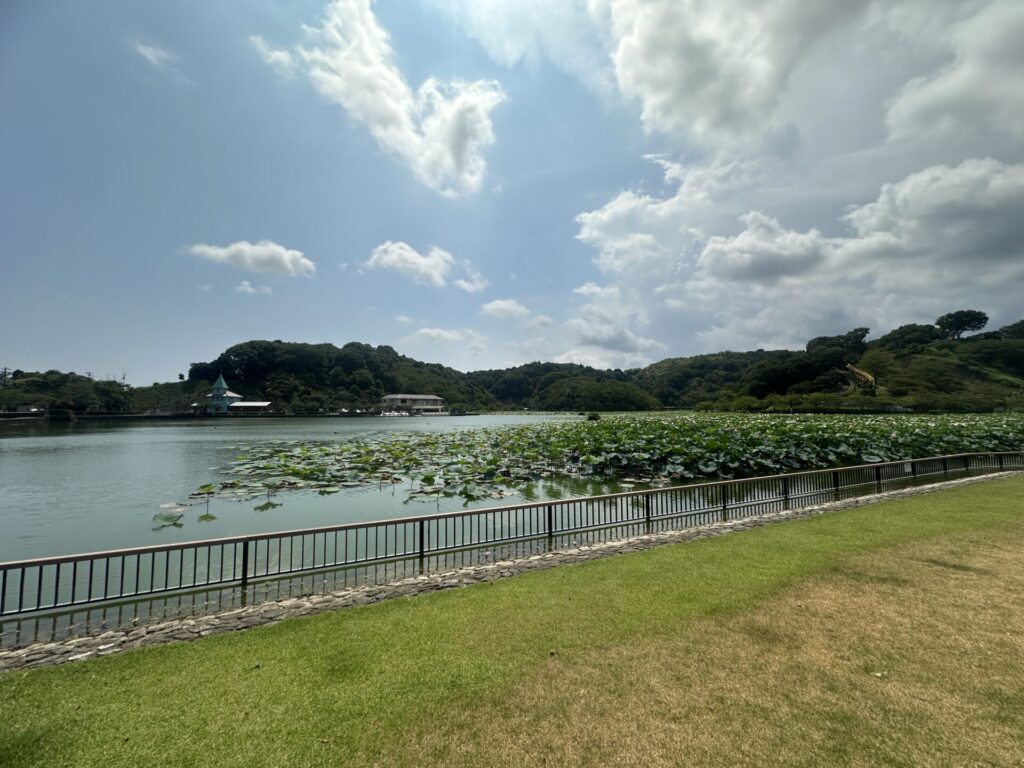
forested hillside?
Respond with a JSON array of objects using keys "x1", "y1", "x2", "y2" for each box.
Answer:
[{"x1": 4, "y1": 312, "x2": 1022, "y2": 414}]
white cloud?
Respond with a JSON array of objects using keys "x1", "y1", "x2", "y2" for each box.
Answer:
[
  {"x1": 553, "y1": 348, "x2": 653, "y2": 371},
  {"x1": 887, "y1": 0, "x2": 1024, "y2": 145},
  {"x1": 250, "y1": 35, "x2": 297, "y2": 76},
  {"x1": 395, "y1": 314, "x2": 414, "y2": 324},
  {"x1": 454, "y1": 260, "x2": 489, "y2": 293},
  {"x1": 411, "y1": 327, "x2": 488, "y2": 355},
  {"x1": 697, "y1": 212, "x2": 832, "y2": 282},
  {"x1": 686, "y1": 158, "x2": 1024, "y2": 348},
  {"x1": 189, "y1": 240, "x2": 315, "y2": 277},
  {"x1": 364, "y1": 241, "x2": 453, "y2": 287},
  {"x1": 527, "y1": 314, "x2": 554, "y2": 329},
  {"x1": 280, "y1": 0, "x2": 505, "y2": 195},
  {"x1": 481, "y1": 298, "x2": 530, "y2": 318},
  {"x1": 599, "y1": 0, "x2": 870, "y2": 143},
  {"x1": 134, "y1": 42, "x2": 174, "y2": 69},
  {"x1": 132, "y1": 41, "x2": 193, "y2": 84},
  {"x1": 565, "y1": 304, "x2": 665, "y2": 354},
  {"x1": 428, "y1": 0, "x2": 615, "y2": 95},
  {"x1": 236, "y1": 280, "x2": 272, "y2": 295},
  {"x1": 413, "y1": 327, "x2": 465, "y2": 342},
  {"x1": 573, "y1": 149, "x2": 1024, "y2": 356},
  {"x1": 573, "y1": 282, "x2": 619, "y2": 298}
]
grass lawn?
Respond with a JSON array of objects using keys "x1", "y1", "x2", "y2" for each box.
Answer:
[{"x1": 2, "y1": 476, "x2": 1023, "y2": 767}]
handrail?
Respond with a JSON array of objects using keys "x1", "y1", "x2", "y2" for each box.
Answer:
[
  {"x1": 0, "y1": 450, "x2": 1019, "y2": 639},
  {"x1": 0, "y1": 450, "x2": 1017, "y2": 569}
]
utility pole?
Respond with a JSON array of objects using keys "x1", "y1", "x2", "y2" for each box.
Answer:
[{"x1": 1, "y1": 367, "x2": 8, "y2": 388}]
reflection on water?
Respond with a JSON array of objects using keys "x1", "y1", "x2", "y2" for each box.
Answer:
[{"x1": 0, "y1": 415, "x2": 577, "y2": 560}]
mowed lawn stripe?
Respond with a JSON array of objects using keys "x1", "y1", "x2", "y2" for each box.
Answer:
[{"x1": 1, "y1": 476, "x2": 1022, "y2": 767}]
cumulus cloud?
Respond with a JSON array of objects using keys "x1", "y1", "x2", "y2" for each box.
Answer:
[
  {"x1": 454, "y1": 260, "x2": 489, "y2": 293},
  {"x1": 428, "y1": 0, "x2": 615, "y2": 95},
  {"x1": 698, "y1": 212, "x2": 832, "y2": 282},
  {"x1": 573, "y1": 150, "x2": 1024, "y2": 355},
  {"x1": 599, "y1": 0, "x2": 869, "y2": 142},
  {"x1": 842, "y1": 157, "x2": 1024, "y2": 266},
  {"x1": 887, "y1": 0, "x2": 1024, "y2": 145},
  {"x1": 687, "y1": 158, "x2": 1024, "y2": 348},
  {"x1": 267, "y1": 0, "x2": 505, "y2": 195},
  {"x1": 565, "y1": 304, "x2": 665, "y2": 354},
  {"x1": 481, "y1": 298, "x2": 530, "y2": 318},
  {"x1": 364, "y1": 241, "x2": 453, "y2": 287},
  {"x1": 189, "y1": 240, "x2": 315, "y2": 277},
  {"x1": 236, "y1": 281, "x2": 272, "y2": 295},
  {"x1": 573, "y1": 282, "x2": 619, "y2": 298}
]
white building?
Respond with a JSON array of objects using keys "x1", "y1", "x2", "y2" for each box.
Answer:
[
  {"x1": 197, "y1": 374, "x2": 271, "y2": 414},
  {"x1": 380, "y1": 393, "x2": 447, "y2": 415}
]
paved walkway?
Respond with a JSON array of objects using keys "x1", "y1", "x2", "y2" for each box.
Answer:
[{"x1": 0, "y1": 472, "x2": 1016, "y2": 672}]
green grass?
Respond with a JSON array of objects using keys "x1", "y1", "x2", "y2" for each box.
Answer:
[{"x1": 3, "y1": 476, "x2": 1024, "y2": 767}]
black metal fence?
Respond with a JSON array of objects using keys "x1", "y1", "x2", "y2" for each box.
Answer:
[{"x1": 1, "y1": 451, "x2": 1021, "y2": 645}]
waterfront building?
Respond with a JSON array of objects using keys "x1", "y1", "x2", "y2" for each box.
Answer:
[
  {"x1": 380, "y1": 393, "x2": 447, "y2": 415},
  {"x1": 198, "y1": 374, "x2": 272, "y2": 414}
]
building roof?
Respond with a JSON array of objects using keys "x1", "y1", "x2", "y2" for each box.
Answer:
[
  {"x1": 206, "y1": 390, "x2": 243, "y2": 399},
  {"x1": 212, "y1": 373, "x2": 228, "y2": 390},
  {"x1": 229, "y1": 401, "x2": 271, "y2": 408},
  {"x1": 381, "y1": 394, "x2": 443, "y2": 401}
]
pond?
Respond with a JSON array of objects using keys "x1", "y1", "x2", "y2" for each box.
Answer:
[{"x1": 0, "y1": 415, "x2": 612, "y2": 561}]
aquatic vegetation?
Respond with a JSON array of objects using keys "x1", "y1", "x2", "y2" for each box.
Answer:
[{"x1": 195, "y1": 413, "x2": 1024, "y2": 506}]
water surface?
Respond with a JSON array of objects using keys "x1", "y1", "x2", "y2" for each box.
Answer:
[{"x1": 0, "y1": 415, "x2": 599, "y2": 560}]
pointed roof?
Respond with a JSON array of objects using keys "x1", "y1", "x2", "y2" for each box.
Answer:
[{"x1": 212, "y1": 373, "x2": 228, "y2": 390}]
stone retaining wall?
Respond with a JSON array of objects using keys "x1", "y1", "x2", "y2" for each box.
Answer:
[{"x1": 1, "y1": 472, "x2": 1017, "y2": 673}]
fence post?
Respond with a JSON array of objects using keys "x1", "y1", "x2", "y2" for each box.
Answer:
[
  {"x1": 240, "y1": 540, "x2": 250, "y2": 606},
  {"x1": 721, "y1": 485, "x2": 729, "y2": 523},
  {"x1": 998, "y1": 454, "x2": 1004, "y2": 471},
  {"x1": 546, "y1": 505, "x2": 554, "y2": 550},
  {"x1": 832, "y1": 469, "x2": 840, "y2": 500},
  {"x1": 910, "y1": 460, "x2": 918, "y2": 481},
  {"x1": 418, "y1": 519, "x2": 426, "y2": 574},
  {"x1": 874, "y1": 465, "x2": 882, "y2": 494},
  {"x1": 781, "y1": 476, "x2": 790, "y2": 510},
  {"x1": 644, "y1": 495, "x2": 651, "y2": 534},
  {"x1": 942, "y1": 458, "x2": 948, "y2": 476}
]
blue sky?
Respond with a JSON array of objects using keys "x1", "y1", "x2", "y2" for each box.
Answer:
[{"x1": 2, "y1": 0, "x2": 1022, "y2": 384}]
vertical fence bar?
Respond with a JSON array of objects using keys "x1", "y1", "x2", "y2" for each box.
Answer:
[
  {"x1": 721, "y1": 485, "x2": 728, "y2": 523},
  {"x1": 418, "y1": 519, "x2": 426, "y2": 574},
  {"x1": 998, "y1": 454, "x2": 1005, "y2": 471},
  {"x1": 911, "y1": 460, "x2": 918, "y2": 481},
  {"x1": 644, "y1": 495, "x2": 651, "y2": 534},
  {"x1": 546, "y1": 505, "x2": 554, "y2": 550},
  {"x1": 781, "y1": 476, "x2": 790, "y2": 510},
  {"x1": 875, "y1": 465, "x2": 882, "y2": 493},
  {"x1": 240, "y1": 541, "x2": 250, "y2": 592}
]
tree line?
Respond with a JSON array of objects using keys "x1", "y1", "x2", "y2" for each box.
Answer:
[{"x1": 3, "y1": 310, "x2": 1022, "y2": 413}]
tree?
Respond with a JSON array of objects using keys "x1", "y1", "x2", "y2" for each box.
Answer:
[
  {"x1": 806, "y1": 327, "x2": 869, "y2": 356},
  {"x1": 998, "y1": 319, "x2": 1024, "y2": 339},
  {"x1": 873, "y1": 323, "x2": 944, "y2": 353},
  {"x1": 936, "y1": 310, "x2": 988, "y2": 339}
]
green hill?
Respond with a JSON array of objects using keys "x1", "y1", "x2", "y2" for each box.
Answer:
[{"x1": 4, "y1": 313, "x2": 1022, "y2": 414}]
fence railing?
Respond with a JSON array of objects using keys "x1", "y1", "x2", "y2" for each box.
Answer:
[{"x1": 2, "y1": 451, "x2": 1021, "y2": 630}]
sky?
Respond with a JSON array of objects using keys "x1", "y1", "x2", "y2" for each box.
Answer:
[{"x1": 1, "y1": 0, "x2": 1022, "y2": 385}]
